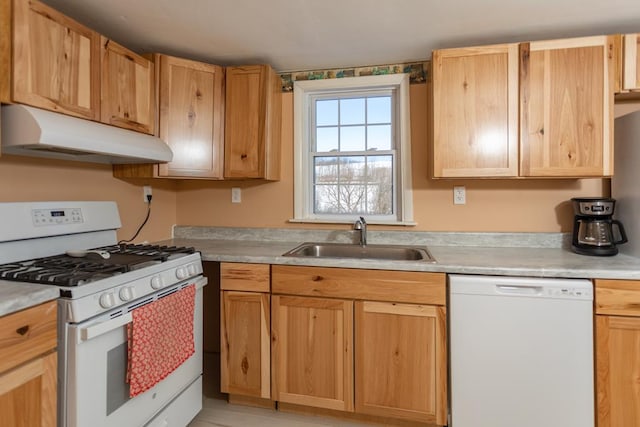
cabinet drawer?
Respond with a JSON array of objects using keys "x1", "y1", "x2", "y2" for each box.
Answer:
[
  {"x1": 272, "y1": 265, "x2": 446, "y2": 305},
  {"x1": 221, "y1": 263, "x2": 270, "y2": 292},
  {"x1": 595, "y1": 279, "x2": 640, "y2": 316},
  {"x1": 0, "y1": 301, "x2": 57, "y2": 374}
]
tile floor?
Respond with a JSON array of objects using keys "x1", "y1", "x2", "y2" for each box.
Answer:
[{"x1": 188, "y1": 398, "x2": 380, "y2": 427}]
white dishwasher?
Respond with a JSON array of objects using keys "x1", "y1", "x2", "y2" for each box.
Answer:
[{"x1": 449, "y1": 274, "x2": 593, "y2": 427}]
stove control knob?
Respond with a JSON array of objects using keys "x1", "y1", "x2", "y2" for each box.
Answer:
[
  {"x1": 150, "y1": 276, "x2": 164, "y2": 289},
  {"x1": 99, "y1": 293, "x2": 116, "y2": 309},
  {"x1": 119, "y1": 287, "x2": 135, "y2": 301},
  {"x1": 187, "y1": 264, "x2": 197, "y2": 276},
  {"x1": 176, "y1": 267, "x2": 188, "y2": 280}
]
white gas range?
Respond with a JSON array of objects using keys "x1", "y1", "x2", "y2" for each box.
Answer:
[{"x1": 0, "y1": 201, "x2": 206, "y2": 427}]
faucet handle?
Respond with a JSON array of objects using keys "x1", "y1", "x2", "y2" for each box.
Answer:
[{"x1": 359, "y1": 216, "x2": 366, "y2": 224}]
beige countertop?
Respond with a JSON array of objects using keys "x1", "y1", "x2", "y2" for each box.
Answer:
[
  {"x1": 163, "y1": 234, "x2": 640, "y2": 280},
  {"x1": 0, "y1": 280, "x2": 59, "y2": 318}
]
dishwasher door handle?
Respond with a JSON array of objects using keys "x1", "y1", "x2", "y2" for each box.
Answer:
[{"x1": 495, "y1": 285, "x2": 543, "y2": 295}]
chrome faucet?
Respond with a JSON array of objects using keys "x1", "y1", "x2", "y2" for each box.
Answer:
[{"x1": 353, "y1": 216, "x2": 367, "y2": 247}]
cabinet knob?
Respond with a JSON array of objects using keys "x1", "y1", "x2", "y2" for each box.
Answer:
[
  {"x1": 240, "y1": 154, "x2": 248, "y2": 159},
  {"x1": 16, "y1": 325, "x2": 29, "y2": 336}
]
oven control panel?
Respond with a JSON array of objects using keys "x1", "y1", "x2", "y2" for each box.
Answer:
[{"x1": 32, "y1": 207, "x2": 84, "y2": 226}]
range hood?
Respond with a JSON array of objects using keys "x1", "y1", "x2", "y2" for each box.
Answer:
[{"x1": 0, "y1": 105, "x2": 173, "y2": 164}]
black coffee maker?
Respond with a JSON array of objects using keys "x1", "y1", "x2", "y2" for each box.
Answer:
[{"x1": 571, "y1": 197, "x2": 628, "y2": 256}]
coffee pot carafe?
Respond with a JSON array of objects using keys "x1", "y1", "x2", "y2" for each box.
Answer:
[{"x1": 571, "y1": 197, "x2": 628, "y2": 256}]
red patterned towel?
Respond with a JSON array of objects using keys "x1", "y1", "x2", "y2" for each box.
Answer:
[{"x1": 127, "y1": 284, "x2": 196, "y2": 398}]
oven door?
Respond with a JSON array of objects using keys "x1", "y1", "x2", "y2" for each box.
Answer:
[{"x1": 64, "y1": 277, "x2": 205, "y2": 427}]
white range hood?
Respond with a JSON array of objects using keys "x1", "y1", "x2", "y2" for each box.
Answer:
[{"x1": 0, "y1": 105, "x2": 173, "y2": 164}]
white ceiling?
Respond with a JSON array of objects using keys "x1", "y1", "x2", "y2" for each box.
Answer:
[{"x1": 43, "y1": 0, "x2": 640, "y2": 72}]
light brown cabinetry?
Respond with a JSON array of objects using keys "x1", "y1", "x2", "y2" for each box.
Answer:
[
  {"x1": 0, "y1": 0, "x2": 100, "y2": 120},
  {"x1": 224, "y1": 65, "x2": 282, "y2": 180},
  {"x1": 622, "y1": 34, "x2": 640, "y2": 92},
  {"x1": 520, "y1": 36, "x2": 615, "y2": 177},
  {"x1": 0, "y1": 300, "x2": 57, "y2": 426},
  {"x1": 595, "y1": 279, "x2": 640, "y2": 427},
  {"x1": 220, "y1": 263, "x2": 270, "y2": 399},
  {"x1": 271, "y1": 265, "x2": 447, "y2": 425},
  {"x1": 432, "y1": 44, "x2": 519, "y2": 178},
  {"x1": 100, "y1": 37, "x2": 155, "y2": 134},
  {"x1": 157, "y1": 55, "x2": 225, "y2": 178},
  {"x1": 272, "y1": 295, "x2": 354, "y2": 411},
  {"x1": 432, "y1": 35, "x2": 616, "y2": 178},
  {"x1": 355, "y1": 301, "x2": 447, "y2": 423}
]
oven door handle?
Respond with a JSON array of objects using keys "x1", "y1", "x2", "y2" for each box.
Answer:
[{"x1": 80, "y1": 313, "x2": 133, "y2": 341}]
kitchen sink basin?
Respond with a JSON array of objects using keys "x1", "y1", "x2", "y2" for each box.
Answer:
[{"x1": 282, "y1": 242, "x2": 436, "y2": 262}]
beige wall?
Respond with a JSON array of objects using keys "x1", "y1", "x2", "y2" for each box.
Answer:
[
  {"x1": 0, "y1": 155, "x2": 178, "y2": 242},
  {"x1": 175, "y1": 84, "x2": 607, "y2": 232}
]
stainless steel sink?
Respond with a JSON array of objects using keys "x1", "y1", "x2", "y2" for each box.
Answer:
[{"x1": 282, "y1": 242, "x2": 436, "y2": 262}]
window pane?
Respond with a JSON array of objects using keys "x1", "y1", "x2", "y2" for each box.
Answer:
[
  {"x1": 314, "y1": 156, "x2": 338, "y2": 184},
  {"x1": 367, "y1": 125, "x2": 392, "y2": 150},
  {"x1": 339, "y1": 156, "x2": 365, "y2": 183},
  {"x1": 340, "y1": 185, "x2": 366, "y2": 213},
  {"x1": 340, "y1": 98, "x2": 365, "y2": 125},
  {"x1": 316, "y1": 100, "x2": 338, "y2": 126},
  {"x1": 316, "y1": 127, "x2": 338, "y2": 152},
  {"x1": 340, "y1": 126, "x2": 365, "y2": 151},
  {"x1": 314, "y1": 185, "x2": 340, "y2": 213},
  {"x1": 367, "y1": 96, "x2": 391, "y2": 124},
  {"x1": 367, "y1": 184, "x2": 393, "y2": 215},
  {"x1": 367, "y1": 155, "x2": 393, "y2": 183}
]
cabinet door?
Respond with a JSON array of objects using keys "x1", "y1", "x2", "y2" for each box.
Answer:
[
  {"x1": 520, "y1": 36, "x2": 615, "y2": 177},
  {"x1": 596, "y1": 315, "x2": 640, "y2": 427},
  {"x1": 0, "y1": 351, "x2": 57, "y2": 427},
  {"x1": 224, "y1": 65, "x2": 281, "y2": 180},
  {"x1": 157, "y1": 55, "x2": 225, "y2": 178},
  {"x1": 100, "y1": 37, "x2": 155, "y2": 134},
  {"x1": 432, "y1": 44, "x2": 519, "y2": 178},
  {"x1": 10, "y1": 0, "x2": 100, "y2": 120},
  {"x1": 622, "y1": 34, "x2": 640, "y2": 91},
  {"x1": 271, "y1": 295, "x2": 353, "y2": 411},
  {"x1": 355, "y1": 301, "x2": 447, "y2": 425},
  {"x1": 221, "y1": 291, "x2": 270, "y2": 398}
]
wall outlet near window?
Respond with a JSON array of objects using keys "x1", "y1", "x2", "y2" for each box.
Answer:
[
  {"x1": 231, "y1": 187, "x2": 242, "y2": 203},
  {"x1": 453, "y1": 186, "x2": 466, "y2": 205},
  {"x1": 143, "y1": 186, "x2": 152, "y2": 203}
]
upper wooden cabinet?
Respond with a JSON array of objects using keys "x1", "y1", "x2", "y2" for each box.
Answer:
[
  {"x1": 432, "y1": 35, "x2": 616, "y2": 178},
  {"x1": 622, "y1": 33, "x2": 640, "y2": 92},
  {"x1": 100, "y1": 37, "x2": 155, "y2": 134},
  {"x1": 0, "y1": 0, "x2": 100, "y2": 120},
  {"x1": 520, "y1": 36, "x2": 615, "y2": 177},
  {"x1": 432, "y1": 44, "x2": 519, "y2": 178},
  {"x1": 224, "y1": 65, "x2": 282, "y2": 180},
  {"x1": 157, "y1": 55, "x2": 225, "y2": 178}
]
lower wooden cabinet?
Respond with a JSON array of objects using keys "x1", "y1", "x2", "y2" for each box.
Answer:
[
  {"x1": 271, "y1": 265, "x2": 447, "y2": 425},
  {"x1": 271, "y1": 295, "x2": 354, "y2": 412},
  {"x1": 0, "y1": 300, "x2": 57, "y2": 427},
  {"x1": 220, "y1": 263, "x2": 271, "y2": 399},
  {"x1": 595, "y1": 279, "x2": 640, "y2": 427},
  {"x1": 355, "y1": 301, "x2": 447, "y2": 424}
]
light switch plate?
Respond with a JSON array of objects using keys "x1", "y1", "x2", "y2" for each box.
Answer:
[{"x1": 231, "y1": 187, "x2": 241, "y2": 203}]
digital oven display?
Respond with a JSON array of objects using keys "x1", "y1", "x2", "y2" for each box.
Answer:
[{"x1": 50, "y1": 210, "x2": 66, "y2": 217}]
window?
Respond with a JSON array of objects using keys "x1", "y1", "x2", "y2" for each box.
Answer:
[{"x1": 293, "y1": 74, "x2": 413, "y2": 224}]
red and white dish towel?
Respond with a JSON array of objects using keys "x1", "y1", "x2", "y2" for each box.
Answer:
[{"x1": 127, "y1": 284, "x2": 196, "y2": 398}]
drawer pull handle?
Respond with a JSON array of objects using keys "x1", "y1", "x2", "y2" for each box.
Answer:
[
  {"x1": 16, "y1": 325, "x2": 29, "y2": 336},
  {"x1": 312, "y1": 275, "x2": 323, "y2": 281}
]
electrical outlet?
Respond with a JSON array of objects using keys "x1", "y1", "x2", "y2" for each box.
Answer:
[
  {"x1": 143, "y1": 186, "x2": 152, "y2": 203},
  {"x1": 453, "y1": 186, "x2": 466, "y2": 205},
  {"x1": 231, "y1": 187, "x2": 241, "y2": 203}
]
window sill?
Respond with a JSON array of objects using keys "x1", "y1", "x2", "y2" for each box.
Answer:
[{"x1": 288, "y1": 218, "x2": 417, "y2": 226}]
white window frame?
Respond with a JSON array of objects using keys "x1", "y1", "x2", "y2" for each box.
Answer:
[{"x1": 292, "y1": 74, "x2": 414, "y2": 225}]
